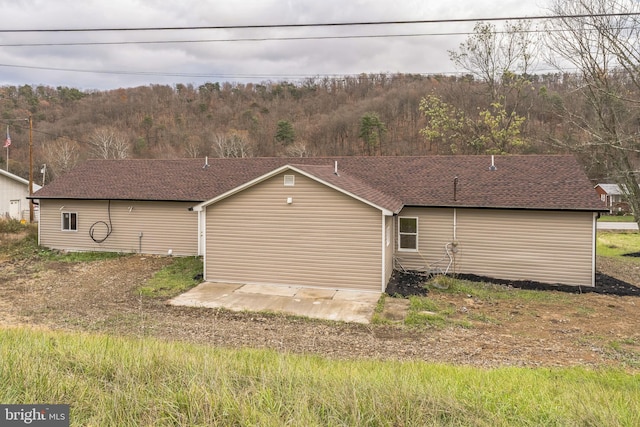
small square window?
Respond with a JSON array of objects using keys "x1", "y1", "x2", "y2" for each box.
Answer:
[
  {"x1": 398, "y1": 217, "x2": 418, "y2": 251},
  {"x1": 62, "y1": 212, "x2": 77, "y2": 231},
  {"x1": 284, "y1": 174, "x2": 295, "y2": 186}
]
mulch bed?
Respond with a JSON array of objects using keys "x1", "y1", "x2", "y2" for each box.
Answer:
[{"x1": 386, "y1": 270, "x2": 640, "y2": 298}]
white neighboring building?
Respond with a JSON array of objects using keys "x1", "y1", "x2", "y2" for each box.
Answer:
[{"x1": 0, "y1": 169, "x2": 41, "y2": 221}]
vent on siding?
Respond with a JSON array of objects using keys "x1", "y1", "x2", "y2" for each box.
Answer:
[{"x1": 284, "y1": 174, "x2": 295, "y2": 186}]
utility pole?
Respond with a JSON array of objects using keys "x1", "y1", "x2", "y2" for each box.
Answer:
[{"x1": 29, "y1": 114, "x2": 33, "y2": 223}]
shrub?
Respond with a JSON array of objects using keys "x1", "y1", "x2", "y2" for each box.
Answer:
[{"x1": 0, "y1": 218, "x2": 27, "y2": 233}]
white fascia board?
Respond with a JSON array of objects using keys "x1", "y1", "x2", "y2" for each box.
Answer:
[
  {"x1": 0, "y1": 168, "x2": 29, "y2": 186},
  {"x1": 0, "y1": 169, "x2": 42, "y2": 192}
]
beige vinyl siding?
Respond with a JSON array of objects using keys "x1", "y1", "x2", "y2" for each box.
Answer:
[
  {"x1": 205, "y1": 172, "x2": 383, "y2": 291},
  {"x1": 394, "y1": 207, "x2": 456, "y2": 273},
  {"x1": 454, "y1": 209, "x2": 594, "y2": 286},
  {"x1": 39, "y1": 199, "x2": 198, "y2": 255},
  {"x1": 394, "y1": 207, "x2": 595, "y2": 287}
]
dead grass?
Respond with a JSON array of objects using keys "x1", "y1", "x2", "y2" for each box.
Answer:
[{"x1": 0, "y1": 232, "x2": 639, "y2": 369}]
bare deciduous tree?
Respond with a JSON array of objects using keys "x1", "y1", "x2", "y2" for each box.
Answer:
[
  {"x1": 545, "y1": 0, "x2": 640, "y2": 226},
  {"x1": 212, "y1": 129, "x2": 253, "y2": 158},
  {"x1": 449, "y1": 21, "x2": 537, "y2": 101},
  {"x1": 44, "y1": 137, "x2": 80, "y2": 178},
  {"x1": 285, "y1": 141, "x2": 311, "y2": 157},
  {"x1": 88, "y1": 127, "x2": 129, "y2": 159},
  {"x1": 183, "y1": 136, "x2": 202, "y2": 158}
]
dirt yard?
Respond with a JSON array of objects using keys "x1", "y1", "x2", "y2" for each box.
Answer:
[{"x1": 1, "y1": 242, "x2": 639, "y2": 369}]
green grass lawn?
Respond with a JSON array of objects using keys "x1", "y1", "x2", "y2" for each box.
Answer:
[
  {"x1": 386, "y1": 232, "x2": 640, "y2": 329},
  {"x1": 2, "y1": 227, "x2": 640, "y2": 425},
  {"x1": 137, "y1": 256, "x2": 203, "y2": 298},
  {"x1": 0, "y1": 223, "x2": 126, "y2": 262},
  {"x1": 1, "y1": 328, "x2": 638, "y2": 426},
  {"x1": 598, "y1": 215, "x2": 635, "y2": 222},
  {"x1": 597, "y1": 231, "x2": 640, "y2": 257}
]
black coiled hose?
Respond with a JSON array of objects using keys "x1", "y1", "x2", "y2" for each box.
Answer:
[{"x1": 89, "y1": 200, "x2": 113, "y2": 243}]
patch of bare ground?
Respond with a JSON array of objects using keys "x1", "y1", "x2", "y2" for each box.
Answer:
[{"x1": 0, "y1": 253, "x2": 639, "y2": 369}]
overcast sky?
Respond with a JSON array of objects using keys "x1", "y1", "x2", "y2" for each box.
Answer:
[{"x1": 0, "y1": 0, "x2": 546, "y2": 91}]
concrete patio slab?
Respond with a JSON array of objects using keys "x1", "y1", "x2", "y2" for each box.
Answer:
[
  {"x1": 168, "y1": 282, "x2": 381, "y2": 324},
  {"x1": 168, "y1": 282, "x2": 242, "y2": 306},
  {"x1": 235, "y1": 283, "x2": 299, "y2": 297},
  {"x1": 294, "y1": 287, "x2": 337, "y2": 299},
  {"x1": 333, "y1": 289, "x2": 381, "y2": 303}
]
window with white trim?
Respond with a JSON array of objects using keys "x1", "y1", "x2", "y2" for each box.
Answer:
[
  {"x1": 398, "y1": 217, "x2": 418, "y2": 251},
  {"x1": 61, "y1": 212, "x2": 78, "y2": 231}
]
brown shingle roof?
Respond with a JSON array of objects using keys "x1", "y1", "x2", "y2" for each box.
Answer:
[
  {"x1": 289, "y1": 164, "x2": 404, "y2": 213},
  {"x1": 32, "y1": 155, "x2": 606, "y2": 211}
]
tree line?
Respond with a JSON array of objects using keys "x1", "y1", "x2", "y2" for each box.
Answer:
[
  {"x1": 2, "y1": 0, "x2": 639, "y2": 226},
  {"x1": 0, "y1": 71, "x2": 576, "y2": 180}
]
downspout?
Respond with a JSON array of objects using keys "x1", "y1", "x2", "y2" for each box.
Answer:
[
  {"x1": 37, "y1": 200, "x2": 42, "y2": 245},
  {"x1": 197, "y1": 208, "x2": 203, "y2": 256},
  {"x1": 592, "y1": 212, "x2": 597, "y2": 287},
  {"x1": 452, "y1": 176, "x2": 459, "y2": 275},
  {"x1": 453, "y1": 208, "x2": 457, "y2": 241},
  {"x1": 452, "y1": 208, "x2": 458, "y2": 275},
  {"x1": 381, "y1": 211, "x2": 386, "y2": 292},
  {"x1": 201, "y1": 206, "x2": 207, "y2": 280}
]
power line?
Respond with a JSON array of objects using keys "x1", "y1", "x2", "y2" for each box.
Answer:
[
  {"x1": 0, "y1": 62, "x2": 322, "y2": 79},
  {"x1": 0, "y1": 12, "x2": 633, "y2": 83},
  {"x1": 0, "y1": 27, "x2": 614, "y2": 48},
  {"x1": 0, "y1": 32, "x2": 493, "y2": 47},
  {"x1": 0, "y1": 12, "x2": 638, "y2": 33},
  {"x1": 0, "y1": 22, "x2": 634, "y2": 49}
]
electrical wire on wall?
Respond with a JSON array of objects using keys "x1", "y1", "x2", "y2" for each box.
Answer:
[{"x1": 89, "y1": 200, "x2": 113, "y2": 243}]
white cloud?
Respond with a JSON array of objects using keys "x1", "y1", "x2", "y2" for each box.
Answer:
[{"x1": 0, "y1": 0, "x2": 547, "y2": 89}]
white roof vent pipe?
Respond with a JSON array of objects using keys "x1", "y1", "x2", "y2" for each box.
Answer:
[
  {"x1": 334, "y1": 160, "x2": 339, "y2": 176},
  {"x1": 489, "y1": 155, "x2": 497, "y2": 171},
  {"x1": 203, "y1": 156, "x2": 210, "y2": 169}
]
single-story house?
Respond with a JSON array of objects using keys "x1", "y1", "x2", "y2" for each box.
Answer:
[
  {"x1": 594, "y1": 183, "x2": 630, "y2": 214},
  {"x1": 31, "y1": 155, "x2": 606, "y2": 290},
  {"x1": 0, "y1": 168, "x2": 41, "y2": 221}
]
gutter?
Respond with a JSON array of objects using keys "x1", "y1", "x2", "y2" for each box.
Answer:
[
  {"x1": 27, "y1": 196, "x2": 204, "y2": 203},
  {"x1": 401, "y1": 204, "x2": 608, "y2": 213}
]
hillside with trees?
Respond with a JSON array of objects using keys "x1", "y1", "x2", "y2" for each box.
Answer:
[
  {"x1": 0, "y1": 72, "x2": 574, "y2": 182},
  {"x1": 3, "y1": 0, "x2": 640, "y2": 230}
]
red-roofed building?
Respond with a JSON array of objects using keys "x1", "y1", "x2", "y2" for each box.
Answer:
[{"x1": 32, "y1": 155, "x2": 606, "y2": 289}]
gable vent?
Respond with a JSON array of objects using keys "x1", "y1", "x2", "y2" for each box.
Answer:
[{"x1": 284, "y1": 174, "x2": 295, "y2": 186}]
